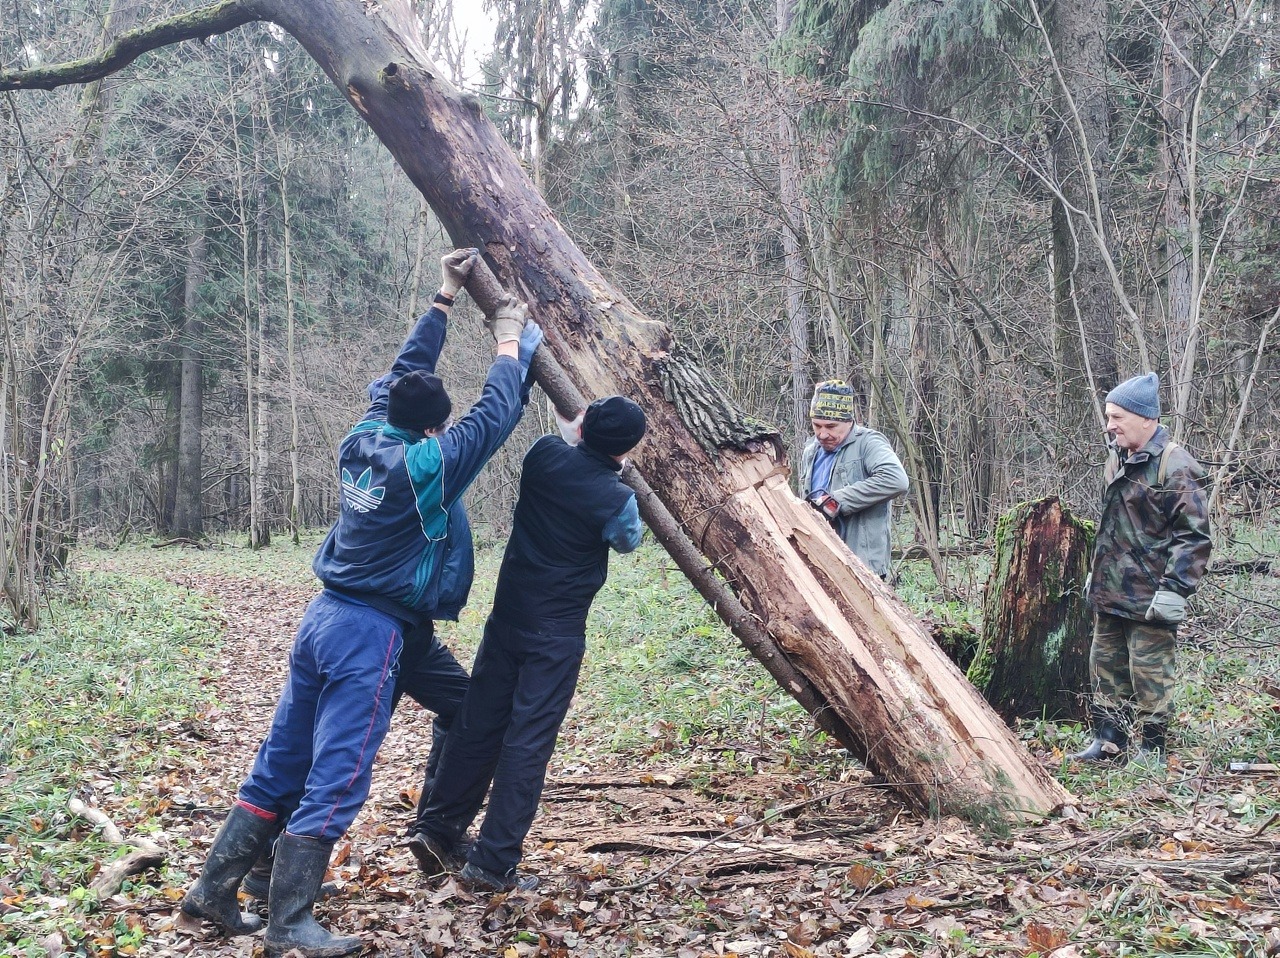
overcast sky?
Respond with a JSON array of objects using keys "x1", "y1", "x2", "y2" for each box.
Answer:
[{"x1": 445, "y1": 5, "x2": 496, "y2": 87}]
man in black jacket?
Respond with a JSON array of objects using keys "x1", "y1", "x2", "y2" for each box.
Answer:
[{"x1": 406, "y1": 396, "x2": 647, "y2": 891}]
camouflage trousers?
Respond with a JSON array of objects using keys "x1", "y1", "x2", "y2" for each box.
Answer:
[{"x1": 1089, "y1": 612, "x2": 1177, "y2": 730}]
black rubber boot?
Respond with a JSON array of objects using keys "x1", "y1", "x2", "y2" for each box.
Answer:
[
  {"x1": 1132, "y1": 721, "x2": 1168, "y2": 766},
  {"x1": 264, "y1": 834, "x2": 362, "y2": 958},
  {"x1": 242, "y1": 837, "x2": 341, "y2": 902},
  {"x1": 1069, "y1": 708, "x2": 1129, "y2": 762},
  {"x1": 240, "y1": 848, "x2": 274, "y2": 900},
  {"x1": 181, "y1": 804, "x2": 278, "y2": 936}
]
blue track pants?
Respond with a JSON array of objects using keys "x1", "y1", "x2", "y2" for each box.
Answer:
[{"x1": 239, "y1": 590, "x2": 403, "y2": 840}]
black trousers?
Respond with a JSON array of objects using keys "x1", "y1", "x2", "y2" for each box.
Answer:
[
  {"x1": 395, "y1": 621, "x2": 472, "y2": 817},
  {"x1": 416, "y1": 615, "x2": 584, "y2": 875}
]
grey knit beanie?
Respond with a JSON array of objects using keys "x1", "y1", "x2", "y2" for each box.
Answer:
[{"x1": 1105, "y1": 372, "x2": 1160, "y2": 419}]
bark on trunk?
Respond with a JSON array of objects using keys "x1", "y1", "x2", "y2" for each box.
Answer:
[
  {"x1": 777, "y1": 0, "x2": 812, "y2": 453},
  {"x1": 173, "y1": 222, "x2": 207, "y2": 539},
  {"x1": 1050, "y1": 0, "x2": 1119, "y2": 478},
  {"x1": 1162, "y1": 5, "x2": 1198, "y2": 439},
  {"x1": 974, "y1": 498, "x2": 1093, "y2": 722}
]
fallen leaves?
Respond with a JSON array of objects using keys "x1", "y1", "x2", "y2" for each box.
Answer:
[{"x1": 35, "y1": 555, "x2": 1280, "y2": 958}]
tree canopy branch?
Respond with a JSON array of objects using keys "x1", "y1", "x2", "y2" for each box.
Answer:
[{"x1": 0, "y1": 0, "x2": 264, "y2": 92}]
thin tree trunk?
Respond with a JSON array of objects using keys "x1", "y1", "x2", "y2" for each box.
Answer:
[
  {"x1": 904, "y1": 269, "x2": 944, "y2": 584},
  {"x1": 611, "y1": 39, "x2": 640, "y2": 262},
  {"x1": 1161, "y1": 3, "x2": 1195, "y2": 436},
  {"x1": 173, "y1": 222, "x2": 207, "y2": 539},
  {"x1": 252, "y1": 170, "x2": 271, "y2": 548},
  {"x1": 282, "y1": 163, "x2": 301, "y2": 543},
  {"x1": 1049, "y1": 0, "x2": 1119, "y2": 459},
  {"x1": 777, "y1": 0, "x2": 812, "y2": 453},
  {"x1": 407, "y1": 197, "x2": 432, "y2": 320},
  {"x1": 232, "y1": 127, "x2": 260, "y2": 546}
]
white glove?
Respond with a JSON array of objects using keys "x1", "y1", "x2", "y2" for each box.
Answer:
[
  {"x1": 440, "y1": 248, "x2": 477, "y2": 296},
  {"x1": 1144, "y1": 590, "x2": 1187, "y2": 624},
  {"x1": 487, "y1": 293, "x2": 528, "y2": 345},
  {"x1": 554, "y1": 407, "x2": 584, "y2": 445}
]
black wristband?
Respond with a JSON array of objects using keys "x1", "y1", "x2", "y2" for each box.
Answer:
[{"x1": 434, "y1": 291, "x2": 455, "y2": 307}]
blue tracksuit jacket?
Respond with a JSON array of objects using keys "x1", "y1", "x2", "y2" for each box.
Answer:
[{"x1": 312, "y1": 305, "x2": 527, "y2": 624}]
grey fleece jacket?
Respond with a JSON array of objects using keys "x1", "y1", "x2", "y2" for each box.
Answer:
[{"x1": 798, "y1": 426, "x2": 909, "y2": 577}]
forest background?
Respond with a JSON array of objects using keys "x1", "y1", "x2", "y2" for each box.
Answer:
[
  {"x1": 2, "y1": 0, "x2": 1277, "y2": 627},
  {"x1": 2, "y1": 2, "x2": 1280, "y2": 956}
]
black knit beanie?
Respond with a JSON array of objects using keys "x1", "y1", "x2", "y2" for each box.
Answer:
[
  {"x1": 387, "y1": 370, "x2": 452, "y2": 432},
  {"x1": 581, "y1": 396, "x2": 647, "y2": 456}
]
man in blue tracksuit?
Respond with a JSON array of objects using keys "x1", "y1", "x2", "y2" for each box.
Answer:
[
  {"x1": 181, "y1": 249, "x2": 542, "y2": 957},
  {"x1": 406, "y1": 396, "x2": 647, "y2": 892}
]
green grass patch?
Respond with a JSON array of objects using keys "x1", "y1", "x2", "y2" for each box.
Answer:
[
  {"x1": 1, "y1": 566, "x2": 226, "y2": 953},
  {"x1": 6, "y1": 521, "x2": 1277, "y2": 954},
  {"x1": 565, "y1": 543, "x2": 843, "y2": 774}
]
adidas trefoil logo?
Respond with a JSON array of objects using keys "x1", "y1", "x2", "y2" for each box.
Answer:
[{"x1": 342, "y1": 467, "x2": 386, "y2": 513}]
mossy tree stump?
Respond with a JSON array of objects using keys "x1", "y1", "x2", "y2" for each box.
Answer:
[{"x1": 973, "y1": 497, "x2": 1094, "y2": 721}]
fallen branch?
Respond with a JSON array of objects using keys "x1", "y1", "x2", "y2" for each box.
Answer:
[
  {"x1": 1084, "y1": 851, "x2": 1279, "y2": 892},
  {"x1": 895, "y1": 542, "x2": 991, "y2": 560},
  {"x1": 68, "y1": 799, "x2": 165, "y2": 899},
  {"x1": 1208, "y1": 559, "x2": 1274, "y2": 576},
  {"x1": 151, "y1": 537, "x2": 206, "y2": 550},
  {"x1": 593, "y1": 780, "x2": 873, "y2": 894}
]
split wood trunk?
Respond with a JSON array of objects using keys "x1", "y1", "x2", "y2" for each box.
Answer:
[
  {"x1": 975, "y1": 497, "x2": 1093, "y2": 722},
  {"x1": 60, "y1": 0, "x2": 1069, "y2": 820}
]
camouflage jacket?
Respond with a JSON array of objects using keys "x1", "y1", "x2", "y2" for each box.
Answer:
[{"x1": 1087, "y1": 425, "x2": 1212, "y2": 621}]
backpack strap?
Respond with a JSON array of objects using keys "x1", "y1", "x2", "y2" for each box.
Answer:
[
  {"x1": 1104, "y1": 449, "x2": 1121, "y2": 485},
  {"x1": 1157, "y1": 441, "x2": 1179, "y2": 486},
  {"x1": 1107, "y1": 441, "x2": 1179, "y2": 486}
]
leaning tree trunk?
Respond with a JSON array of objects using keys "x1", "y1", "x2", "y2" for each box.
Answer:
[
  {"x1": 973, "y1": 497, "x2": 1093, "y2": 723},
  {"x1": 0, "y1": 0, "x2": 1071, "y2": 821}
]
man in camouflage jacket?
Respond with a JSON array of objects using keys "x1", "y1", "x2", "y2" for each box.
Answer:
[{"x1": 1072, "y1": 372, "x2": 1212, "y2": 764}]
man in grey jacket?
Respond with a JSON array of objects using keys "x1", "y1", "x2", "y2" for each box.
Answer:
[{"x1": 798, "y1": 380, "x2": 909, "y2": 578}]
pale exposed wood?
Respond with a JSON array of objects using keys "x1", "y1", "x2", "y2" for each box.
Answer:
[
  {"x1": 68, "y1": 799, "x2": 124, "y2": 844},
  {"x1": 68, "y1": 798, "x2": 165, "y2": 897}
]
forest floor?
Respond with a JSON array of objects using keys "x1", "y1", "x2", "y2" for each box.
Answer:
[{"x1": 4, "y1": 541, "x2": 1280, "y2": 957}]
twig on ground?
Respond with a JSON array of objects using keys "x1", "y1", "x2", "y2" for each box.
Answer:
[
  {"x1": 594, "y1": 781, "x2": 870, "y2": 893},
  {"x1": 1246, "y1": 811, "x2": 1279, "y2": 840},
  {"x1": 68, "y1": 799, "x2": 166, "y2": 898}
]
